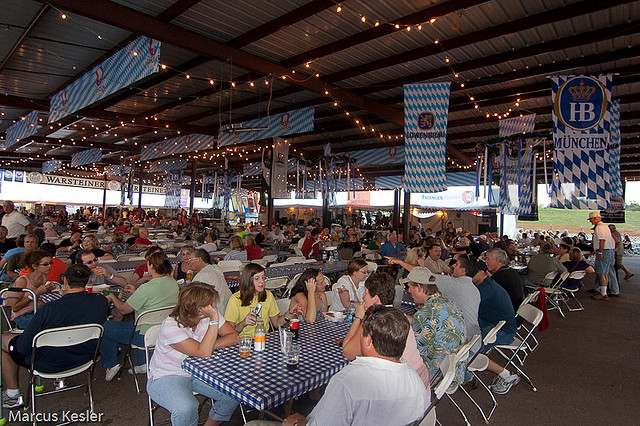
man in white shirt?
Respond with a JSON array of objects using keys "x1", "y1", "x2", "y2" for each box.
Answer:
[
  {"x1": 341, "y1": 271, "x2": 430, "y2": 390},
  {"x1": 589, "y1": 212, "x2": 617, "y2": 300},
  {"x1": 434, "y1": 254, "x2": 481, "y2": 344},
  {"x1": 424, "y1": 244, "x2": 449, "y2": 275},
  {"x1": 189, "y1": 249, "x2": 232, "y2": 314},
  {"x1": 283, "y1": 306, "x2": 429, "y2": 426},
  {"x1": 1, "y1": 201, "x2": 32, "y2": 241},
  {"x1": 268, "y1": 226, "x2": 286, "y2": 243}
]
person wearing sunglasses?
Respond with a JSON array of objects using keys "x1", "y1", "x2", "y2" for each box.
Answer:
[
  {"x1": 5, "y1": 249, "x2": 55, "y2": 329},
  {"x1": 75, "y1": 249, "x2": 127, "y2": 287}
]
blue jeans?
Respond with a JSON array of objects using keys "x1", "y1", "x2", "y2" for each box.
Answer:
[
  {"x1": 14, "y1": 312, "x2": 35, "y2": 329},
  {"x1": 147, "y1": 374, "x2": 239, "y2": 425},
  {"x1": 99, "y1": 320, "x2": 145, "y2": 368}
]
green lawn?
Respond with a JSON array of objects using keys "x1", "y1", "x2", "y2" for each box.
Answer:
[{"x1": 517, "y1": 208, "x2": 640, "y2": 236}]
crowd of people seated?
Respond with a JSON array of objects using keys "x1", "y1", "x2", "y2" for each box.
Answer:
[{"x1": 0, "y1": 202, "x2": 635, "y2": 425}]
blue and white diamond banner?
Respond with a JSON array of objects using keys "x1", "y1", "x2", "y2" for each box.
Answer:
[
  {"x1": 498, "y1": 114, "x2": 536, "y2": 137},
  {"x1": 70, "y1": 148, "x2": 102, "y2": 167},
  {"x1": 42, "y1": 159, "x2": 62, "y2": 174},
  {"x1": 498, "y1": 143, "x2": 534, "y2": 215},
  {"x1": 551, "y1": 74, "x2": 612, "y2": 209},
  {"x1": 106, "y1": 164, "x2": 132, "y2": 175},
  {"x1": 217, "y1": 106, "x2": 314, "y2": 147},
  {"x1": 140, "y1": 134, "x2": 214, "y2": 161},
  {"x1": 352, "y1": 146, "x2": 405, "y2": 166},
  {"x1": 149, "y1": 159, "x2": 188, "y2": 173},
  {"x1": 5, "y1": 110, "x2": 38, "y2": 148},
  {"x1": 49, "y1": 36, "x2": 160, "y2": 123},
  {"x1": 608, "y1": 100, "x2": 623, "y2": 198},
  {"x1": 164, "y1": 171, "x2": 182, "y2": 208},
  {"x1": 374, "y1": 176, "x2": 403, "y2": 190},
  {"x1": 403, "y1": 83, "x2": 450, "y2": 193}
]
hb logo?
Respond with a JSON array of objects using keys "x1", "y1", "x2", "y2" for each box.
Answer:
[
  {"x1": 555, "y1": 76, "x2": 607, "y2": 131},
  {"x1": 95, "y1": 67, "x2": 105, "y2": 86}
]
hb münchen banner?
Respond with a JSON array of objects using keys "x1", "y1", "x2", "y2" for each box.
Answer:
[
  {"x1": 403, "y1": 83, "x2": 450, "y2": 193},
  {"x1": 5, "y1": 110, "x2": 38, "y2": 148},
  {"x1": 49, "y1": 36, "x2": 160, "y2": 123},
  {"x1": 551, "y1": 74, "x2": 613, "y2": 209}
]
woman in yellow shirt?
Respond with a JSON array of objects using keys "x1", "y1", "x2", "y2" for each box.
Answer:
[{"x1": 224, "y1": 263, "x2": 302, "y2": 334}]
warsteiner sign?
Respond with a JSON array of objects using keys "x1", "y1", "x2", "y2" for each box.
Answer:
[{"x1": 26, "y1": 172, "x2": 165, "y2": 194}]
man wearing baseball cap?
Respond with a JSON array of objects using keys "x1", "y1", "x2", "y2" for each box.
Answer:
[{"x1": 588, "y1": 211, "x2": 618, "y2": 300}]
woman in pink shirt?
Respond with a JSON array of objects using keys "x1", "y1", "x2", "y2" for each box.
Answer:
[{"x1": 147, "y1": 282, "x2": 239, "y2": 426}]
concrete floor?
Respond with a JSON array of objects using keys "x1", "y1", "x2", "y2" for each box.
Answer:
[{"x1": 4, "y1": 256, "x2": 639, "y2": 425}]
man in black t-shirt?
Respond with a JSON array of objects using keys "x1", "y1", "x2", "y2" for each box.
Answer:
[
  {"x1": 485, "y1": 248, "x2": 524, "y2": 312},
  {"x1": 1, "y1": 264, "x2": 109, "y2": 408}
]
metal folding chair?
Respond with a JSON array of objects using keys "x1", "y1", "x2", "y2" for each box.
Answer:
[
  {"x1": 120, "y1": 306, "x2": 174, "y2": 393},
  {"x1": 562, "y1": 271, "x2": 586, "y2": 311},
  {"x1": 492, "y1": 304, "x2": 544, "y2": 391},
  {"x1": 29, "y1": 324, "x2": 104, "y2": 426},
  {"x1": 461, "y1": 322, "x2": 506, "y2": 423},
  {"x1": 0, "y1": 287, "x2": 38, "y2": 333},
  {"x1": 265, "y1": 276, "x2": 288, "y2": 298}
]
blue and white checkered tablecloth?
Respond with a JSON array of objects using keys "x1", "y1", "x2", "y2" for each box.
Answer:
[
  {"x1": 265, "y1": 261, "x2": 348, "y2": 279},
  {"x1": 183, "y1": 316, "x2": 350, "y2": 411},
  {"x1": 110, "y1": 257, "x2": 179, "y2": 272}
]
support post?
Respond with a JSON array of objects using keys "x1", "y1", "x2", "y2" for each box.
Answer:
[
  {"x1": 189, "y1": 159, "x2": 196, "y2": 214},
  {"x1": 102, "y1": 176, "x2": 107, "y2": 217},
  {"x1": 403, "y1": 191, "x2": 411, "y2": 244},
  {"x1": 138, "y1": 164, "x2": 143, "y2": 209},
  {"x1": 393, "y1": 189, "x2": 401, "y2": 231}
]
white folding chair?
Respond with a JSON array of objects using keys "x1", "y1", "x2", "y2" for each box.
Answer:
[
  {"x1": 29, "y1": 324, "x2": 104, "y2": 425},
  {"x1": 562, "y1": 270, "x2": 586, "y2": 311},
  {"x1": 251, "y1": 259, "x2": 269, "y2": 267},
  {"x1": 121, "y1": 306, "x2": 175, "y2": 393},
  {"x1": 217, "y1": 260, "x2": 243, "y2": 272},
  {"x1": 262, "y1": 255, "x2": 278, "y2": 265},
  {"x1": 461, "y1": 322, "x2": 506, "y2": 423},
  {"x1": 276, "y1": 298, "x2": 291, "y2": 315},
  {"x1": 127, "y1": 256, "x2": 146, "y2": 261},
  {"x1": 283, "y1": 273, "x2": 303, "y2": 298},
  {"x1": 444, "y1": 335, "x2": 482, "y2": 426},
  {"x1": 544, "y1": 271, "x2": 570, "y2": 318},
  {"x1": 492, "y1": 304, "x2": 544, "y2": 391},
  {"x1": 365, "y1": 261, "x2": 378, "y2": 273},
  {"x1": 0, "y1": 287, "x2": 37, "y2": 334},
  {"x1": 100, "y1": 258, "x2": 118, "y2": 263},
  {"x1": 116, "y1": 254, "x2": 136, "y2": 261},
  {"x1": 517, "y1": 291, "x2": 541, "y2": 353},
  {"x1": 265, "y1": 277, "x2": 289, "y2": 298},
  {"x1": 284, "y1": 256, "x2": 305, "y2": 264},
  {"x1": 409, "y1": 353, "x2": 458, "y2": 426},
  {"x1": 292, "y1": 246, "x2": 304, "y2": 257}
]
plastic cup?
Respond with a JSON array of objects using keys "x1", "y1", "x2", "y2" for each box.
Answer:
[
  {"x1": 285, "y1": 344, "x2": 300, "y2": 371},
  {"x1": 238, "y1": 334, "x2": 252, "y2": 358},
  {"x1": 279, "y1": 327, "x2": 293, "y2": 354}
]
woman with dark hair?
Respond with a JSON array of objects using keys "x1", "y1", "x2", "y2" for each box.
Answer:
[
  {"x1": 224, "y1": 263, "x2": 301, "y2": 335},
  {"x1": 130, "y1": 245, "x2": 165, "y2": 286},
  {"x1": 331, "y1": 259, "x2": 369, "y2": 311},
  {"x1": 7, "y1": 249, "x2": 55, "y2": 329},
  {"x1": 289, "y1": 268, "x2": 328, "y2": 323},
  {"x1": 172, "y1": 246, "x2": 195, "y2": 281},
  {"x1": 147, "y1": 282, "x2": 238, "y2": 426},
  {"x1": 101, "y1": 251, "x2": 179, "y2": 381}
]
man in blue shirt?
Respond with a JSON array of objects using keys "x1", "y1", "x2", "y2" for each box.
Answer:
[
  {"x1": 473, "y1": 259, "x2": 520, "y2": 395},
  {"x1": 379, "y1": 232, "x2": 406, "y2": 257}
]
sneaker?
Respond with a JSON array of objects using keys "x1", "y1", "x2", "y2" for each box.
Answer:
[
  {"x1": 586, "y1": 289, "x2": 599, "y2": 294},
  {"x1": 105, "y1": 364, "x2": 122, "y2": 382},
  {"x1": 592, "y1": 293, "x2": 609, "y2": 301},
  {"x1": 128, "y1": 364, "x2": 147, "y2": 375},
  {"x1": 2, "y1": 391, "x2": 23, "y2": 409},
  {"x1": 491, "y1": 373, "x2": 520, "y2": 395}
]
